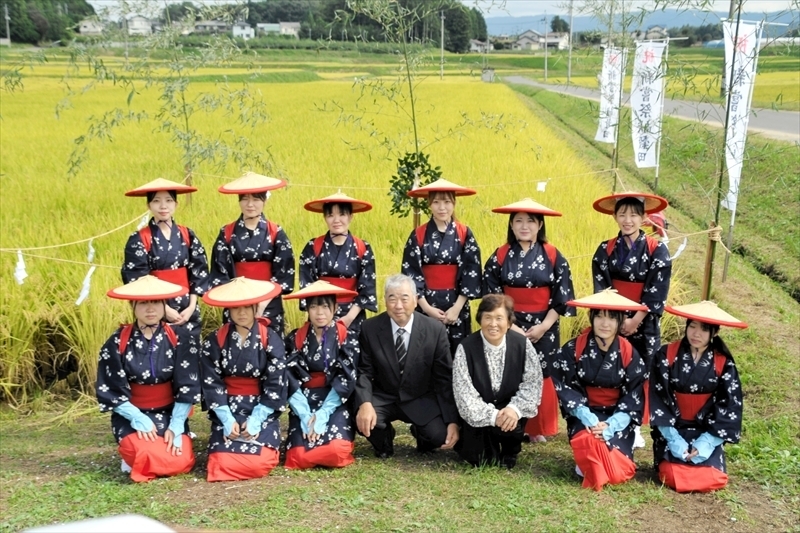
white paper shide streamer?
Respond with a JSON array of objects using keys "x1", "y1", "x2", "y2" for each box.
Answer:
[
  {"x1": 630, "y1": 42, "x2": 666, "y2": 168},
  {"x1": 14, "y1": 250, "x2": 28, "y2": 285},
  {"x1": 721, "y1": 20, "x2": 763, "y2": 215},
  {"x1": 75, "y1": 266, "x2": 97, "y2": 305},
  {"x1": 87, "y1": 239, "x2": 96, "y2": 263},
  {"x1": 137, "y1": 213, "x2": 149, "y2": 230},
  {"x1": 595, "y1": 47, "x2": 628, "y2": 144}
]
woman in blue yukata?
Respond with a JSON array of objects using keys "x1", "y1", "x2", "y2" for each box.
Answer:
[
  {"x1": 401, "y1": 178, "x2": 482, "y2": 356},
  {"x1": 283, "y1": 280, "x2": 360, "y2": 469},
  {"x1": 650, "y1": 300, "x2": 745, "y2": 493},
  {"x1": 298, "y1": 192, "x2": 377, "y2": 337},
  {"x1": 96, "y1": 275, "x2": 200, "y2": 483},
  {"x1": 121, "y1": 178, "x2": 209, "y2": 338},
  {"x1": 209, "y1": 172, "x2": 295, "y2": 337},
  {"x1": 483, "y1": 198, "x2": 575, "y2": 444},
  {"x1": 200, "y1": 277, "x2": 287, "y2": 482}
]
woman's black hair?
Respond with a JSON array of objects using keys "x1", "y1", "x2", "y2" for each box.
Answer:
[
  {"x1": 146, "y1": 190, "x2": 178, "y2": 203},
  {"x1": 322, "y1": 202, "x2": 353, "y2": 217},
  {"x1": 613, "y1": 197, "x2": 645, "y2": 217},
  {"x1": 506, "y1": 212, "x2": 547, "y2": 246},
  {"x1": 238, "y1": 192, "x2": 268, "y2": 202},
  {"x1": 307, "y1": 294, "x2": 337, "y2": 310},
  {"x1": 475, "y1": 294, "x2": 515, "y2": 325},
  {"x1": 683, "y1": 319, "x2": 734, "y2": 359},
  {"x1": 589, "y1": 308, "x2": 625, "y2": 337}
]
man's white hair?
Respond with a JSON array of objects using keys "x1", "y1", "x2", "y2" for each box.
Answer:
[{"x1": 384, "y1": 273, "x2": 416, "y2": 294}]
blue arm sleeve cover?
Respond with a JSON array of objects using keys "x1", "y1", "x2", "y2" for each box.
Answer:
[
  {"x1": 601, "y1": 412, "x2": 631, "y2": 441},
  {"x1": 312, "y1": 388, "x2": 342, "y2": 435},
  {"x1": 657, "y1": 425, "x2": 690, "y2": 461},
  {"x1": 113, "y1": 401, "x2": 155, "y2": 433},
  {"x1": 570, "y1": 405, "x2": 599, "y2": 429},
  {"x1": 288, "y1": 390, "x2": 312, "y2": 434},
  {"x1": 167, "y1": 402, "x2": 193, "y2": 448},
  {"x1": 245, "y1": 403, "x2": 274, "y2": 436},
  {"x1": 212, "y1": 405, "x2": 236, "y2": 438},
  {"x1": 690, "y1": 432, "x2": 725, "y2": 464}
]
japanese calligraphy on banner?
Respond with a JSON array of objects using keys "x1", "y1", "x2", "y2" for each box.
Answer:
[
  {"x1": 630, "y1": 42, "x2": 666, "y2": 168},
  {"x1": 721, "y1": 20, "x2": 763, "y2": 213},
  {"x1": 595, "y1": 47, "x2": 628, "y2": 144}
]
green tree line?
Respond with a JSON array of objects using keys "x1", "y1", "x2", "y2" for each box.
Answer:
[{"x1": 2, "y1": 0, "x2": 94, "y2": 43}]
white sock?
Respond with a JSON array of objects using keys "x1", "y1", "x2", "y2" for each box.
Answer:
[
  {"x1": 575, "y1": 464, "x2": 584, "y2": 477},
  {"x1": 120, "y1": 459, "x2": 132, "y2": 473}
]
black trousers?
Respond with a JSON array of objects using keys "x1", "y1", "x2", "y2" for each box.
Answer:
[
  {"x1": 457, "y1": 420, "x2": 527, "y2": 467},
  {"x1": 363, "y1": 402, "x2": 448, "y2": 455}
]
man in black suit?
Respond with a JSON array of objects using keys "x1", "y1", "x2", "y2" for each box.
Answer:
[{"x1": 355, "y1": 274, "x2": 460, "y2": 458}]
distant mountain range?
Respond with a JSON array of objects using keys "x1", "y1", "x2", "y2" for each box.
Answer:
[{"x1": 485, "y1": 9, "x2": 797, "y2": 38}]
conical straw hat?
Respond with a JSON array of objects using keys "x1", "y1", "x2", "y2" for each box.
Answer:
[
  {"x1": 492, "y1": 198, "x2": 562, "y2": 217},
  {"x1": 303, "y1": 191, "x2": 372, "y2": 213},
  {"x1": 218, "y1": 172, "x2": 287, "y2": 194},
  {"x1": 593, "y1": 191, "x2": 668, "y2": 215},
  {"x1": 284, "y1": 280, "x2": 358, "y2": 301},
  {"x1": 202, "y1": 277, "x2": 281, "y2": 307},
  {"x1": 666, "y1": 301, "x2": 748, "y2": 329},
  {"x1": 567, "y1": 289, "x2": 648, "y2": 311},
  {"x1": 407, "y1": 178, "x2": 477, "y2": 198},
  {"x1": 107, "y1": 275, "x2": 188, "y2": 301},
  {"x1": 125, "y1": 178, "x2": 197, "y2": 197}
]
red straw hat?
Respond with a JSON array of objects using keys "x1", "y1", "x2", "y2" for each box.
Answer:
[
  {"x1": 218, "y1": 172, "x2": 287, "y2": 195},
  {"x1": 202, "y1": 277, "x2": 282, "y2": 307},
  {"x1": 666, "y1": 301, "x2": 748, "y2": 329},
  {"x1": 593, "y1": 191, "x2": 668, "y2": 215},
  {"x1": 303, "y1": 191, "x2": 372, "y2": 213},
  {"x1": 125, "y1": 178, "x2": 197, "y2": 197},
  {"x1": 407, "y1": 178, "x2": 477, "y2": 198},
  {"x1": 492, "y1": 198, "x2": 563, "y2": 217},
  {"x1": 107, "y1": 275, "x2": 188, "y2": 301},
  {"x1": 284, "y1": 280, "x2": 358, "y2": 301},
  {"x1": 567, "y1": 289, "x2": 648, "y2": 312}
]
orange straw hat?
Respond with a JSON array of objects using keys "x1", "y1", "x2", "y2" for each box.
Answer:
[
  {"x1": 202, "y1": 277, "x2": 282, "y2": 307},
  {"x1": 283, "y1": 280, "x2": 358, "y2": 301},
  {"x1": 125, "y1": 178, "x2": 197, "y2": 197},
  {"x1": 107, "y1": 275, "x2": 188, "y2": 301},
  {"x1": 218, "y1": 172, "x2": 287, "y2": 195},
  {"x1": 492, "y1": 198, "x2": 563, "y2": 217},
  {"x1": 592, "y1": 191, "x2": 668, "y2": 215},
  {"x1": 303, "y1": 191, "x2": 372, "y2": 213},
  {"x1": 666, "y1": 301, "x2": 748, "y2": 329},
  {"x1": 407, "y1": 178, "x2": 477, "y2": 199},
  {"x1": 567, "y1": 289, "x2": 648, "y2": 312}
]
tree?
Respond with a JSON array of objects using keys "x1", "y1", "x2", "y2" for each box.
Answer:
[
  {"x1": 162, "y1": 2, "x2": 196, "y2": 24},
  {"x1": 444, "y1": 4, "x2": 470, "y2": 53},
  {"x1": 5, "y1": 0, "x2": 94, "y2": 43},
  {"x1": 470, "y1": 7, "x2": 487, "y2": 41},
  {"x1": 550, "y1": 15, "x2": 569, "y2": 34}
]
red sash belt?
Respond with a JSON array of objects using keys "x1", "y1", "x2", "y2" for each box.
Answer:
[
  {"x1": 224, "y1": 376, "x2": 261, "y2": 396},
  {"x1": 675, "y1": 392, "x2": 712, "y2": 421},
  {"x1": 151, "y1": 268, "x2": 189, "y2": 290},
  {"x1": 611, "y1": 280, "x2": 645, "y2": 304},
  {"x1": 130, "y1": 382, "x2": 174, "y2": 410},
  {"x1": 503, "y1": 286, "x2": 551, "y2": 313},
  {"x1": 303, "y1": 372, "x2": 327, "y2": 389},
  {"x1": 422, "y1": 265, "x2": 458, "y2": 291},
  {"x1": 585, "y1": 386, "x2": 621, "y2": 408},
  {"x1": 320, "y1": 277, "x2": 358, "y2": 303},
  {"x1": 234, "y1": 261, "x2": 272, "y2": 281}
]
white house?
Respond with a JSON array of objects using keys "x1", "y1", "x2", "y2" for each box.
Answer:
[
  {"x1": 631, "y1": 25, "x2": 669, "y2": 41},
  {"x1": 469, "y1": 39, "x2": 492, "y2": 53},
  {"x1": 194, "y1": 20, "x2": 230, "y2": 34},
  {"x1": 126, "y1": 15, "x2": 152, "y2": 36},
  {"x1": 514, "y1": 29, "x2": 544, "y2": 51},
  {"x1": 257, "y1": 23, "x2": 280, "y2": 35},
  {"x1": 78, "y1": 19, "x2": 104, "y2": 36},
  {"x1": 279, "y1": 21, "x2": 301, "y2": 38},
  {"x1": 232, "y1": 22, "x2": 254, "y2": 40},
  {"x1": 545, "y1": 32, "x2": 569, "y2": 50}
]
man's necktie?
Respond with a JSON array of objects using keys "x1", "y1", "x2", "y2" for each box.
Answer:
[{"x1": 395, "y1": 328, "x2": 407, "y2": 372}]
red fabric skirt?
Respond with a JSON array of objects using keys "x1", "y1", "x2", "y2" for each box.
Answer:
[
  {"x1": 284, "y1": 439, "x2": 355, "y2": 470},
  {"x1": 659, "y1": 461, "x2": 728, "y2": 493},
  {"x1": 570, "y1": 430, "x2": 636, "y2": 491},
  {"x1": 118, "y1": 433, "x2": 195, "y2": 483},
  {"x1": 206, "y1": 447, "x2": 279, "y2": 482},
  {"x1": 524, "y1": 376, "x2": 559, "y2": 437}
]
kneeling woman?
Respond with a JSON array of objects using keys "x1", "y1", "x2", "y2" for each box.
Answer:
[
  {"x1": 96, "y1": 276, "x2": 200, "y2": 483},
  {"x1": 283, "y1": 281, "x2": 360, "y2": 469},
  {"x1": 650, "y1": 301, "x2": 745, "y2": 493},
  {"x1": 452, "y1": 294, "x2": 543, "y2": 468},
  {"x1": 552, "y1": 290, "x2": 647, "y2": 491},
  {"x1": 200, "y1": 277, "x2": 287, "y2": 482}
]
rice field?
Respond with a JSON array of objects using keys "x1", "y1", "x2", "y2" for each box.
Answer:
[{"x1": 0, "y1": 54, "x2": 687, "y2": 401}]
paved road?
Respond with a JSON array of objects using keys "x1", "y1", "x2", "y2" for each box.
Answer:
[{"x1": 505, "y1": 76, "x2": 800, "y2": 143}]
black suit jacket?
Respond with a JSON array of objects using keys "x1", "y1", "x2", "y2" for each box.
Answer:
[{"x1": 355, "y1": 311, "x2": 459, "y2": 426}]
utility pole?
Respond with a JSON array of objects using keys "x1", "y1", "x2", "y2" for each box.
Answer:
[
  {"x1": 4, "y1": 4, "x2": 11, "y2": 44},
  {"x1": 543, "y1": 12, "x2": 548, "y2": 82},
  {"x1": 440, "y1": 10, "x2": 444, "y2": 80},
  {"x1": 568, "y1": 0, "x2": 574, "y2": 85}
]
